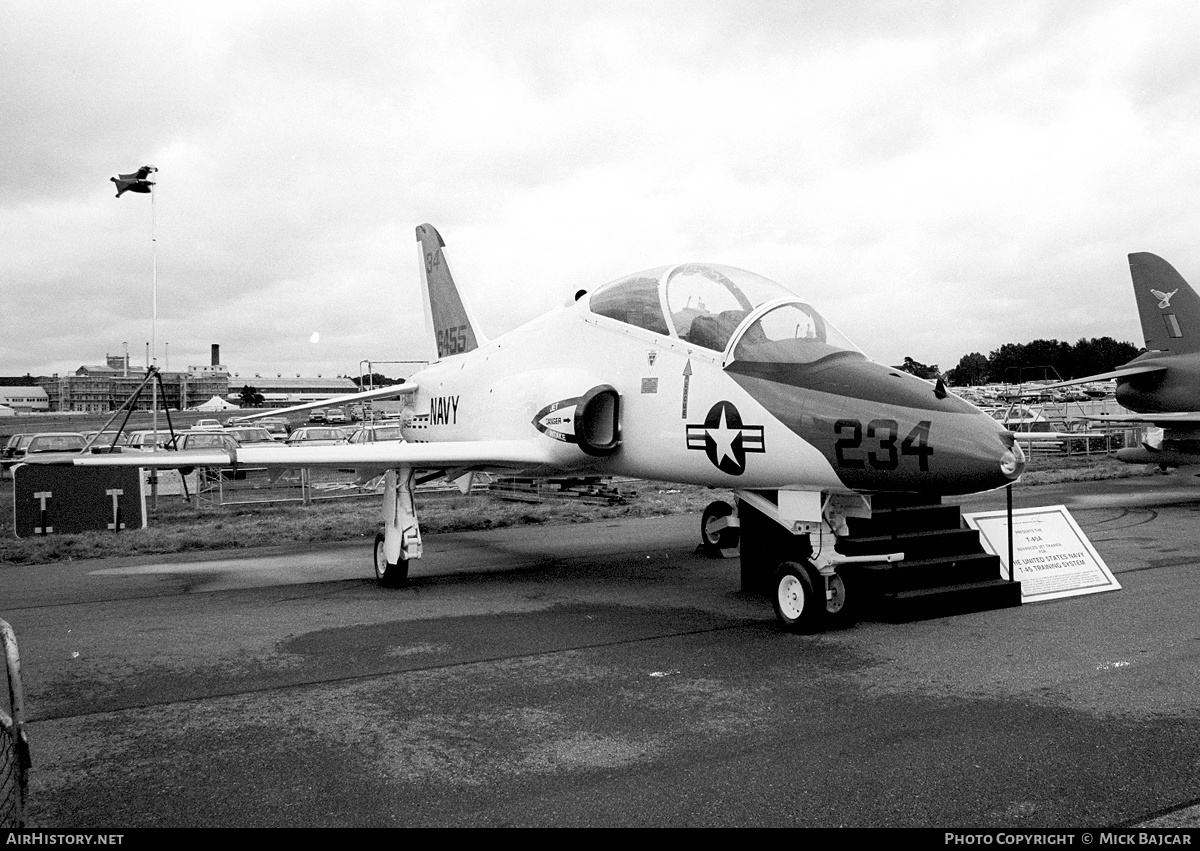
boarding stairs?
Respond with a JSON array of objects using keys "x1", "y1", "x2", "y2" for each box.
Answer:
[{"x1": 835, "y1": 493, "x2": 1023, "y2": 622}]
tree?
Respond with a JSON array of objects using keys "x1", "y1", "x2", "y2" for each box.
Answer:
[
  {"x1": 946, "y1": 352, "x2": 989, "y2": 386},
  {"x1": 1068, "y1": 336, "x2": 1142, "y2": 377},
  {"x1": 352, "y1": 373, "x2": 404, "y2": 389},
  {"x1": 899, "y1": 356, "x2": 940, "y2": 380},
  {"x1": 982, "y1": 337, "x2": 1142, "y2": 384},
  {"x1": 238, "y1": 385, "x2": 265, "y2": 407},
  {"x1": 987, "y1": 339, "x2": 1071, "y2": 384}
]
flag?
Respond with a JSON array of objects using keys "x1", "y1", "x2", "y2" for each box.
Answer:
[{"x1": 110, "y1": 164, "x2": 158, "y2": 198}]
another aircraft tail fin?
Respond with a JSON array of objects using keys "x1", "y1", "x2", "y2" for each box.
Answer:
[
  {"x1": 416, "y1": 223, "x2": 486, "y2": 358},
  {"x1": 1129, "y1": 252, "x2": 1200, "y2": 355}
]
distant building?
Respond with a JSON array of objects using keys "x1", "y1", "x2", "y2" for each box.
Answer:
[
  {"x1": 50, "y1": 363, "x2": 230, "y2": 413},
  {"x1": 42, "y1": 347, "x2": 231, "y2": 413},
  {"x1": 6, "y1": 343, "x2": 359, "y2": 413},
  {"x1": 228, "y1": 374, "x2": 358, "y2": 408},
  {"x1": 0, "y1": 377, "x2": 49, "y2": 413}
]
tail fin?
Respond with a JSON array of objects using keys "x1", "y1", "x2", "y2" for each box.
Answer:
[
  {"x1": 1129, "y1": 252, "x2": 1200, "y2": 355},
  {"x1": 416, "y1": 223, "x2": 487, "y2": 358}
]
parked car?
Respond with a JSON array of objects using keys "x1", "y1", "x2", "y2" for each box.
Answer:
[
  {"x1": 2, "y1": 433, "x2": 28, "y2": 461},
  {"x1": 21, "y1": 432, "x2": 89, "y2": 462},
  {"x1": 27, "y1": 432, "x2": 87, "y2": 453},
  {"x1": 224, "y1": 427, "x2": 287, "y2": 448},
  {"x1": 174, "y1": 431, "x2": 239, "y2": 452},
  {"x1": 285, "y1": 426, "x2": 347, "y2": 446},
  {"x1": 346, "y1": 423, "x2": 406, "y2": 445},
  {"x1": 257, "y1": 418, "x2": 293, "y2": 439},
  {"x1": 0, "y1": 432, "x2": 88, "y2": 469},
  {"x1": 308, "y1": 408, "x2": 328, "y2": 423},
  {"x1": 1, "y1": 433, "x2": 35, "y2": 472},
  {"x1": 193, "y1": 418, "x2": 224, "y2": 430},
  {"x1": 83, "y1": 431, "x2": 128, "y2": 453},
  {"x1": 325, "y1": 407, "x2": 348, "y2": 424},
  {"x1": 123, "y1": 430, "x2": 176, "y2": 451}
]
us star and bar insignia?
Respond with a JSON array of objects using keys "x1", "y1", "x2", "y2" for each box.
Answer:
[{"x1": 686, "y1": 401, "x2": 765, "y2": 475}]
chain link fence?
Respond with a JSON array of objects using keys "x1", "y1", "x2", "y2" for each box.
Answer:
[{"x1": 0, "y1": 619, "x2": 29, "y2": 828}]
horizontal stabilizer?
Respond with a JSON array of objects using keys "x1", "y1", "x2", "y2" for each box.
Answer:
[
  {"x1": 1086, "y1": 411, "x2": 1200, "y2": 426},
  {"x1": 228, "y1": 382, "x2": 419, "y2": 423},
  {"x1": 1011, "y1": 361, "x2": 1167, "y2": 394}
]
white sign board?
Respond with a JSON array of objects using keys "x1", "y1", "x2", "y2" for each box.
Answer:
[{"x1": 963, "y1": 505, "x2": 1121, "y2": 604}]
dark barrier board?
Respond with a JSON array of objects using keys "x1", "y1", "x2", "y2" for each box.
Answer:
[{"x1": 12, "y1": 465, "x2": 146, "y2": 538}]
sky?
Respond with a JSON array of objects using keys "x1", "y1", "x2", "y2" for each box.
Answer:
[{"x1": 5, "y1": 0, "x2": 1200, "y2": 383}]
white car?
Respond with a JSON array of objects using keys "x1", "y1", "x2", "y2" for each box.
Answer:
[{"x1": 123, "y1": 430, "x2": 175, "y2": 451}]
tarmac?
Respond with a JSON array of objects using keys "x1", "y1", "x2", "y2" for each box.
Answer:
[{"x1": 4, "y1": 475, "x2": 1200, "y2": 828}]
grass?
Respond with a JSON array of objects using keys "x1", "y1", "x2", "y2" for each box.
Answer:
[{"x1": 0, "y1": 454, "x2": 1152, "y2": 567}]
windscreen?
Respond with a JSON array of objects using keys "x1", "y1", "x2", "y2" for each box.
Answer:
[{"x1": 731, "y1": 302, "x2": 864, "y2": 365}]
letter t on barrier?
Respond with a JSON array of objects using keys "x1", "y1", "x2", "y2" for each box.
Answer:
[
  {"x1": 106, "y1": 488, "x2": 125, "y2": 531},
  {"x1": 34, "y1": 491, "x2": 53, "y2": 535}
]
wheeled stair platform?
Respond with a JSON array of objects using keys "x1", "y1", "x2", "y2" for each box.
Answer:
[{"x1": 835, "y1": 492, "x2": 1022, "y2": 622}]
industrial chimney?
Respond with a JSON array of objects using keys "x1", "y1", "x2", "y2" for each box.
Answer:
[{"x1": 211, "y1": 344, "x2": 220, "y2": 367}]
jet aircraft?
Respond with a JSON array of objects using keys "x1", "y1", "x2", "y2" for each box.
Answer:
[
  {"x1": 1030, "y1": 253, "x2": 1200, "y2": 466},
  {"x1": 35, "y1": 224, "x2": 1025, "y2": 631}
]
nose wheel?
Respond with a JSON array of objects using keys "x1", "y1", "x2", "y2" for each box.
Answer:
[
  {"x1": 700, "y1": 500, "x2": 740, "y2": 557},
  {"x1": 773, "y1": 561, "x2": 821, "y2": 632},
  {"x1": 772, "y1": 560, "x2": 854, "y2": 632}
]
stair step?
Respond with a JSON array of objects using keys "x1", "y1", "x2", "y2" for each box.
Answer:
[
  {"x1": 873, "y1": 579, "x2": 1023, "y2": 623},
  {"x1": 844, "y1": 551, "x2": 1002, "y2": 592},
  {"x1": 868, "y1": 492, "x2": 943, "y2": 510},
  {"x1": 846, "y1": 504, "x2": 964, "y2": 536},
  {"x1": 837, "y1": 527, "x2": 983, "y2": 560}
]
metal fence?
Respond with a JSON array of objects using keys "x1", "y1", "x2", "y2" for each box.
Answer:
[
  {"x1": 0, "y1": 620, "x2": 29, "y2": 828},
  {"x1": 194, "y1": 466, "x2": 382, "y2": 507},
  {"x1": 191, "y1": 467, "x2": 494, "y2": 508},
  {"x1": 1015, "y1": 426, "x2": 1139, "y2": 459}
]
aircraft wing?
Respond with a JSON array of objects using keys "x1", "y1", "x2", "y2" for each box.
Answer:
[
  {"x1": 228, "y1": 382, "x2": 419, "y2": 423},
  {"x1": 1083, "y1": 411, "x2": 1200, "y2": 426},
  {"x1": 27, "y1": 439, "x2": 556, "y2": 472},
  {"x1": 1015, "y1": 362, "x2": 1167, "y2": 393},
  {"x1": 1010, "y1": 431, "x2": 1105, "y2": 441}
]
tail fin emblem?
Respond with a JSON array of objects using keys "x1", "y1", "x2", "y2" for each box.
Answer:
[{"x1": 1152, "y1": 288, "x2": 1179, "y2": 309}]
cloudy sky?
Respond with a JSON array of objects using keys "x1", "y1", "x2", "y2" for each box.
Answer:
[{"x1": 5, "y1": 0, "x2": 1200, "y2": 383}]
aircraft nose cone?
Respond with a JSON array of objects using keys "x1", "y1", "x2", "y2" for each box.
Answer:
[
  {"x1": 726, "y1": 357, "x2": 1027, "y2": 495},
  {"x1": 935, "y1": 418, "x2": 1027, "y2": 494},
  {"x1": 998, "y1": 429, "x2": 1026, "y2": 481}
]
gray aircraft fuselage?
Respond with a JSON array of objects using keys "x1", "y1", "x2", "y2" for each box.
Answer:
[{"x1": 1116, "y1": 351, "x2": 1200, "y2": 413}]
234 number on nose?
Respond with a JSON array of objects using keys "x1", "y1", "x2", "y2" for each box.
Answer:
[{"x1": 834, "y1": 419, "x2": 933, "y2": 471}]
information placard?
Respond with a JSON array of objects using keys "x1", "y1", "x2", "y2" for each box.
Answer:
[{"x1": 963, "y1": 505, "x2": 1120, "y2": 603}]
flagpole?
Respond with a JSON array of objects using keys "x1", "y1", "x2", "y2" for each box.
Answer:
[
  {"x1": 151, "y1": 185, "x2": 158, "y2": 452},
  {"x1": 152, "y1": 185, "x2": 157, "y2": 369},
  {"x1": 110, "y1": 163, "x2": 160, "y2": 509},
  {"x1": 149, "y1": 177, "x2": 159, "y2": 514}
]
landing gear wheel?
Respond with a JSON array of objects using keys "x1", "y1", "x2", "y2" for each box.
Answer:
[
  {"x1": 700, "y1": 500, "x2": 739, "y2": 556},
  {"x1": 772, "y1": 560, "x2": 823, "y2": 633},
  {"x1": 823, "y1": 571, "x2": 856, "y2": 629},
  {"x1": 373, "y1": 532, "x2": 409, "y2": 588}
]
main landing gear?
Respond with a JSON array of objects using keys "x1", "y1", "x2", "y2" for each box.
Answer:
[
  {"x1": 374, "y1": 467, "x2": 422, "y2": 588},
  {"x1": 702, "y1": 493, "x2": 898, "y2": 634}
]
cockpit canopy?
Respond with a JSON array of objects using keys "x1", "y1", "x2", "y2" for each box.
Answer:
[{"x1": 588, "y1": 263, "x2": 863, "y2": 365}]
